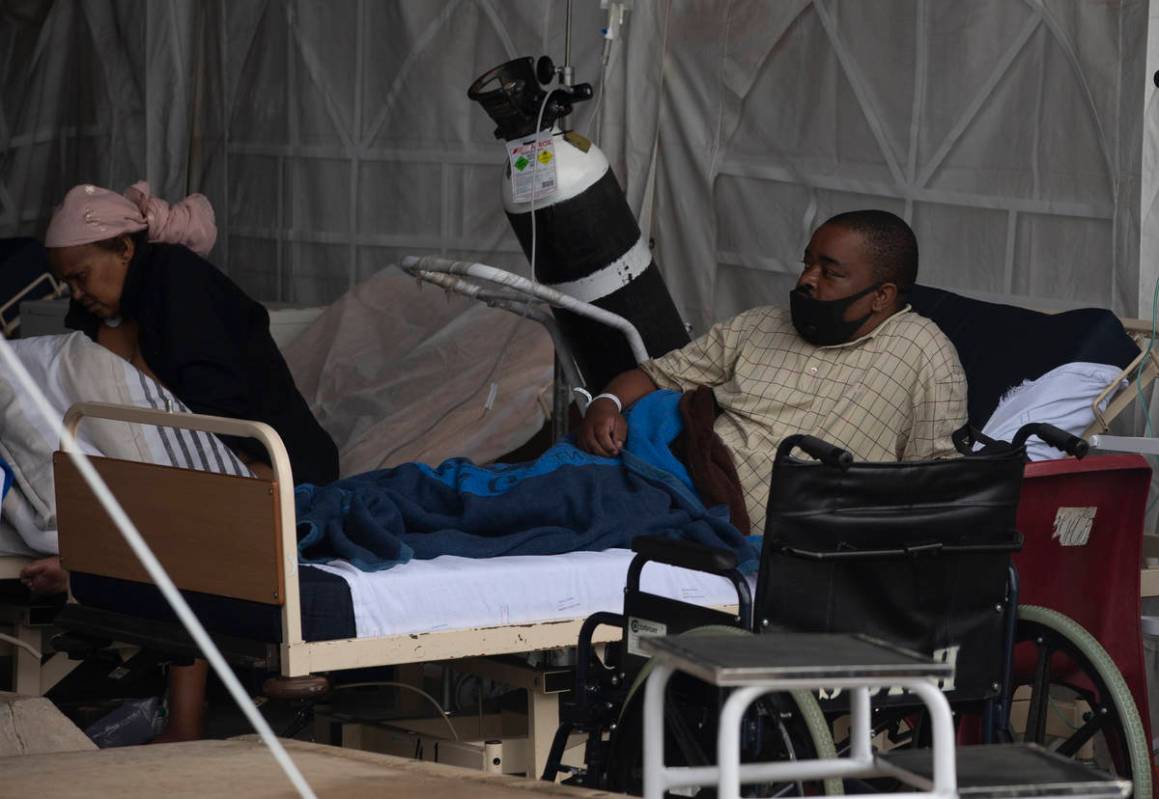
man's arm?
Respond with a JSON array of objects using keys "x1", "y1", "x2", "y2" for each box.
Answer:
[
  {"x1": 576, "y1": 368, "x2": 658, "y2": 457},
  {"x1": 902, "y1": 338, "x2": 968, "y2": 460},
  {"x1": 576, "y1": 310, "x2": 751, "y2": 456}
]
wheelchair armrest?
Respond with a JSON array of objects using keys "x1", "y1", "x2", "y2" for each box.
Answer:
[
  {"x1": 630, "y1": 534, "x2": 738, "y2": 575},
  {"x1": 627, "y1": 535, "x2": 754, "y2": 631}
]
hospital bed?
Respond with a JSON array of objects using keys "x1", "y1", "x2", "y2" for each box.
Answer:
[
  {"x1": 0, "y1": 274, "x2": 556, "y2": 751},
  {"x1": 47, "y1": 399, "x2": 744, "y2": 777},
  {"x1": 0, "y1": 298, "x2": 326, "y2": 699}
]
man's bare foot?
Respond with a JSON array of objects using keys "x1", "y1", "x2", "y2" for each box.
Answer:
[{"x1": 19, "y1": 556, "x2": 67, "y2": 595}]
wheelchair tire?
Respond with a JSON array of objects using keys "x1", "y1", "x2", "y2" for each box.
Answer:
[
  {"x1": 1014, "y1": 604, "x2": 1152, "y2": 799},
  {"x1": 604, "y1": 625, "x2": 842, "y2": 796}
]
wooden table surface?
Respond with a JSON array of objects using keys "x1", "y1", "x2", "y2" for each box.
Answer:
[{"x1": 0, "y1": 737, "x2": 619, "y2": 798}]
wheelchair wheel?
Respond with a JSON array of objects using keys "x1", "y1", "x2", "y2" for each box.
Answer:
[
  {"x1": 602, "y1": 627, "x2": 842, "y2": 796},
  {"x1": 1013, "y1": 604, "x2": 1152, "y2": 799}
]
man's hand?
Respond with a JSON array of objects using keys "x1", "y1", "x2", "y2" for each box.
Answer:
[
  {"x1": 575, "y1": 368, "x2": 659, "y2": 456},
  {"x1": 20, "y1": 556, "x2": 68, "y2": 596},
  {"x1": 578, "y1": 397, "x2": 628, "y2": 457}
]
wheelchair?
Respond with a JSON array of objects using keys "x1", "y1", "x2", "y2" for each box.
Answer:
[{"x1": 542, "y1": 422, "x2": 1152, "y2": 797}]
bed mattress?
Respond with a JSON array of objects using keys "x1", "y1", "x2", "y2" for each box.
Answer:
[{"x1": 70, "y1": 548, "x2": 752, "y2": 644}]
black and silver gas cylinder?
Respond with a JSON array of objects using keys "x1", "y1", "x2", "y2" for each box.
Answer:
[{"x1": 468, "y1": 56, "x2": 689, "y2": 392}]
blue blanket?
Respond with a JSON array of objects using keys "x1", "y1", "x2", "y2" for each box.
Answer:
[{"x1": 296, "y1": 390, "x2": 757, "y2": 572}]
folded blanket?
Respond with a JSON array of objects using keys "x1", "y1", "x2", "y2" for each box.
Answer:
[
  {"x1": 671, "y1": 387, "x2": 751, "y2": 534},
  {"x1": 296, "y1": 390, "x2": 757, "y2": 572}
]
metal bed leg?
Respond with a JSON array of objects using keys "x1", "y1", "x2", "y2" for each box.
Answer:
[
  {"x1": 13, "y1": 623, "x2": 42, "y2": 696},
  {"x1": 527, "y1": 683, "x2": 560, "y2": 779}
]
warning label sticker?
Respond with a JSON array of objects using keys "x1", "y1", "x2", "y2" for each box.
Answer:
[{"x1": 506, "y1": 135, "x2": 558, "y2": 203}]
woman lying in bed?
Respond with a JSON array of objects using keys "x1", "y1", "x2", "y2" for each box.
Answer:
[{"x1": 20, "y1": 182, "x2": 339, "y2": 738}]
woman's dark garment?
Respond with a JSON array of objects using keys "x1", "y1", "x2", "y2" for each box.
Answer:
[{"x1": 66, "y1": 242, "x2": 339, "y2": 485}]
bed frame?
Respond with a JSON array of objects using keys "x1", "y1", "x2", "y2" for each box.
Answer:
[
  {"x1": 0, "y1": 554, "x2": 83, "y2": 697},
  {"x1": 50, "y1": 401, "x2": 649, "y2": 776}
]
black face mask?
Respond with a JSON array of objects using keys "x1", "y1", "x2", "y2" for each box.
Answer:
[{"x1": 789, "y1": 283, "x2": 881, "y2": 346}]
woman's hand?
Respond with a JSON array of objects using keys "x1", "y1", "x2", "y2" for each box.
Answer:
[{"x1": 20, "y1": 556, "x2": 68, "y2": 596}]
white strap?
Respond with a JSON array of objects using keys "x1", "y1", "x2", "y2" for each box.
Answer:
[
  {"x1": 593, "y1": 392, "x2": 623, "y2": 413},
  {"x1": 545, "y1": 236, "x2": 651, "y2": 303}
]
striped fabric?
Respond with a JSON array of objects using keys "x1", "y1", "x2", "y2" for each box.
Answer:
[{"x1": 129, "y1": 368, "x2": 251, "y2": 477}]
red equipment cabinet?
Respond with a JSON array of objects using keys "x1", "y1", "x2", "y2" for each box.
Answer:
[{"x1": 1013, "y1": 454, "x2": 1153, "y2": 766}]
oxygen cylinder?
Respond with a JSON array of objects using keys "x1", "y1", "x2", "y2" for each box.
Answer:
[{"x1": 468, "y1": 57, "x2": 690, "y2": 392}]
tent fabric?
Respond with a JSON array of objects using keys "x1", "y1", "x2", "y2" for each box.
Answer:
[
  {"x1": 2, "y1": 1, "x2": 1158, "y2": 523},
  {"x1": 1, "y1": 1, "x2": 1153, "y2": 321},
  {"x1": 281, "y1": 266, "x2": 553, "y2": 476}
]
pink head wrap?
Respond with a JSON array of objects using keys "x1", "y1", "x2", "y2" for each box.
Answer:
[{"x1": 44, "y1": 181, "x2": 217, "y2": 257}]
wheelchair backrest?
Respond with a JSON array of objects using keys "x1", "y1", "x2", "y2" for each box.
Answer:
[{"x1": 755, "y1": 447, "x2": 1025, "y2": 705}]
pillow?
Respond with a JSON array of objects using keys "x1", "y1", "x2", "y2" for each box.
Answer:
[
  {"x1": 0, "y1": 332, "x2": 251, "y2": 554},
  {"x1": 980, "y1": 362, "x2": 1126, "y2": 460}
]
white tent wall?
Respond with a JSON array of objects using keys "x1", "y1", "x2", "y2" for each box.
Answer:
[
  {"x1": 626, "y1": 0, "x2": 1153, "y2": 335},
  {"x1": 0, "y1": 2, "x2": 198, "y2": 236},
  {"x1": 0, "y1": 1, "x2": 1155, "y2": 321},
  {"x1": 0, "y1": 0, "x2": 610, "y2": 301},
  {"x1": 1144, "y1": 1, "x2": 1159, "y2": 318},
  {"x1": 188, "y1": 0, "x2": 612, "y2": 304}
]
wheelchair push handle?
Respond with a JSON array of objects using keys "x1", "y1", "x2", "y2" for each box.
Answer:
[
  {"x1": 1011, "y1": 423, "x2": 1089, "y2": 459},
  {"x1": 776, "y1": 434, "x2": 854, "y2": 470}
]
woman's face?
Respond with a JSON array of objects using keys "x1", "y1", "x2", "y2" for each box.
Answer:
[{"x1": 49, "y1": 239, "x2": 133, "y2": 319}]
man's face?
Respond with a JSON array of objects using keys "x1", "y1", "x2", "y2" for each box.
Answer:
[
  {"x1": 796, "y1": 223, "x2": 877, "y2": 304},
  {"x1": 796, "y1": 223, "x2": 886, "y2": 337},
  {"x1": 49, "y1": 242, "x2": 131, "y2": 319}
]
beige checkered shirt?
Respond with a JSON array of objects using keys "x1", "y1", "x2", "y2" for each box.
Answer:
[{"x1": 639, "y1": 306, "x2": 967, "y2": 532}]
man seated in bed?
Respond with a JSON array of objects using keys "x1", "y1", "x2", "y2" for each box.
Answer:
[{"x1": 578, "y1": 209, "x2": 967, "y2": 532}]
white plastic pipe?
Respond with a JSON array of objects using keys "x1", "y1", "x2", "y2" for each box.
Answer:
[
  {"x1": 402, "y1": 266, "x2": 585, "y2": 391},
  {"x1": 400, "y1": 255, "x2": 649, "y2": 364}
]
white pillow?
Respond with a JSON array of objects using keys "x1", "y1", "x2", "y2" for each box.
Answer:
[
  {"x1": 0, "y1": 332, "x2": 250, "y2": 554},
  {"x1": 980, "y1": 361, "x2": 1125, "y2": 461}
]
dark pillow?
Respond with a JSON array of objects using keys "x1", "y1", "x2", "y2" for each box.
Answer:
[
  {"x1": 0, "y1": 238, "x2": 55, "y2": 333},
  {"x1": 908, "y1": 284, "x2": 1139, "y2": 427}
]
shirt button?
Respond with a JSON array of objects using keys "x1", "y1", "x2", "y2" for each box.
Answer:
[{"x1": 808, "y1": 366, "x2": 818, "y2": 375}]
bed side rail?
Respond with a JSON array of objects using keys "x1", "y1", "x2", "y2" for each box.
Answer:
[
  {"x1": 1084, "y1": 317, "x2": 1159, "y2": 437},
  {"x1": 0, "y1": 272, "x2": 64, "y2": 338}
]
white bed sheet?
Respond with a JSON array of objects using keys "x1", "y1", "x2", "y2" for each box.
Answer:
[{"x1": 313, "y1": 548, "x2": 752, "y2": 639}]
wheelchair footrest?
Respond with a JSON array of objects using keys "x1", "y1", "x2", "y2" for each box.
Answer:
[{"x1": 876, "y1": 743, "x2": 1130, "y2": 798}]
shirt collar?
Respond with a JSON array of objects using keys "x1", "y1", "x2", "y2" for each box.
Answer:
[{"x1": 816, "y1": 304, "x2": 912, "y2": 350}]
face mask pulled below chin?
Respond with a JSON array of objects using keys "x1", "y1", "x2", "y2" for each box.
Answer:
[{"x1": 789, "y1": 283, "x2": 880, "y2": 346}]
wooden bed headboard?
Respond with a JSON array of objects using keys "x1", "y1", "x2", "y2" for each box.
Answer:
[
  {"x1": 53, "y1": 401, "x2": 299, "y2": 608},
  {"x1": 54, "y1": 452, "x2": 285, "y2": 605}
]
